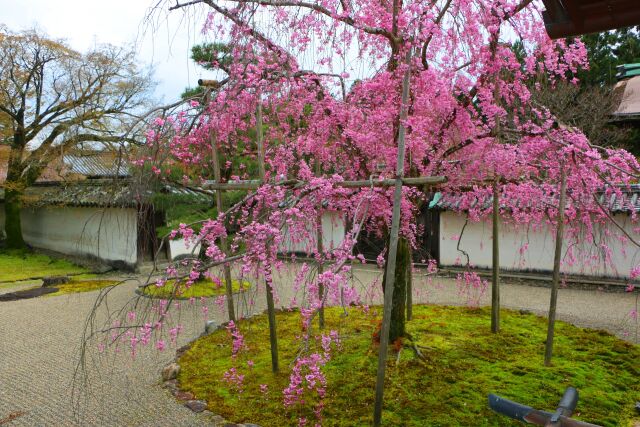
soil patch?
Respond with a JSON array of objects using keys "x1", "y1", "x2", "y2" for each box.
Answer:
[{"x1": 0, "y1": 287, "x2": 58, "y2": 301}]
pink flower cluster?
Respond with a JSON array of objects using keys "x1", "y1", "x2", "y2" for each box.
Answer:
[
  {"x1": 226, "y1": 321, "x2": 246, "y2": 359},
  {"x1": 456, "y1": 271, "x2": 489, "y2": 307}
]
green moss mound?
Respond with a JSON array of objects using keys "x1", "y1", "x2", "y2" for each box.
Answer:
[
  {"x1": 0, "y1": 250, "x2": 88, "y2": 282},
  {"x1": 141, "y1": 278, "x2": 251, "y2": 299},
  {"x1": 47, "y1": 279, "x2": 120, "y2": 296},
  {"x1": 177, "y1": 305, "x2": 640, "y2": 427}
]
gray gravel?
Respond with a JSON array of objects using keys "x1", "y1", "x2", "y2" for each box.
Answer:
[{"x1": 0, "y1": 263, "x2": 637, "y2": 426}]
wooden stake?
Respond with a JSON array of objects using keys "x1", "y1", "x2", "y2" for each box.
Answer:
[
  {"x1": 257, "y1": 101, "x2": 266, "y2": 180},
  {"x1": 491, "y1": 177, "x2": 500, "y2": 333},
  {"x1": 373, "y1": 49, "x2": 412, "y2": 427},
  {"x1": 211, "y1": 135, "x2": 236, "y2": 323},
  {"x1": 257, "y1": 97, "x2": 279, "y2": 373},
  {"x1": 544, "y1": 166, "x2": 567, "y2": 366},
  {"x1": 316, "y1": 159, "x2": 325, "y2": 329},
  {"x1": 406, "y1": 262, "x2": 413, "y2": 321}
]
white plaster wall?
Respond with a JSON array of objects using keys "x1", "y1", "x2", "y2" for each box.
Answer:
[
  {"x1": 439, "y1": 211, "x2": 640, "y2": 279},
  {"x1": 0, "y1": 203, "x2": 138, "y2": 266},
  {"x1": 167, "y1": 238, "x2": 202, "y2": 260},
  {"x1": 280, "y1": 211, "x2": 346, "y2": 254}
]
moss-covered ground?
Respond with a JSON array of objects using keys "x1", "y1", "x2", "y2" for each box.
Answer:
[
  {"x1": 44, "y1": 279, "x2": 120, "y2": 296},
  {"x1": 178, "y1": 305, "x2": 640, "y2": 427},
  {"x1": 141, "y1": 278, "x2": 251, "y2": 299},
  {"x1": 0, "y1": 250, "x2": 89, "y2": 282}
]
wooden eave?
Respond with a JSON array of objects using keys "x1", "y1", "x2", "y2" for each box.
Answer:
[{"x1": 542, "y1": 0, "x2": 640, "y2": 39}]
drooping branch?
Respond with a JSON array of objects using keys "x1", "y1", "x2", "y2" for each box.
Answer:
[
  {"x1": 421, "y1": 0, "x2": 452, "y2": 69},
  {"x1": 178, "y1": 0, "x2": 395, "y2": 42}
]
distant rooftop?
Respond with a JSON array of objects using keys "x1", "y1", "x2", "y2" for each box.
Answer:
[
  {"x1": 63, "y1": 154, "x2": 130, "y2": 178},
  {"x1": 612, "y1": 65, "x2": 640, "y2": 121},
  {"x1": 432, "y1": 185, "x2": 640, "y2": 214},
  {"x1": 0, "y1": 147, "x2": 130, "y2": 185},
  {"x1": 616, "y1": 64, "x2": 640, "y2": 81},
  {"x1": 0, "y1": 179, "x2": 210, "y2": 208}
]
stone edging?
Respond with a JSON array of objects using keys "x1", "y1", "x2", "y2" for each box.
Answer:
[{"x1": 161, "y1": 322, "x2": 262, "y2": 427}]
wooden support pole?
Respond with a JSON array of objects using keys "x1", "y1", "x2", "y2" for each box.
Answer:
[
  {"x1": 491, "y1": 177, "x2": 500, "y2": 333},
  {"x1": 316, "y1": 159, "x2": 325, "y2": 329},
  {"x1": 257, "y1": 101, "x2": 266, "y2": 180},
  {"x1": 406, "y1": 263, "x2": 413, "y2": 321},
  {"x1": 491, "y1": 73, "x2": 501, "y2": 335},
  {"x1": 544, "y1": 166, "x2": 567, "y2": 366},
  {"x1": 373, "y1": 49, "x2": 412, "y2": 427},
  {"x1": 257, "y1": 97, "x2": 279, "y2": 373},
  {"x1": 211, "y1": 136, "x2": 236, "y2": 323}
]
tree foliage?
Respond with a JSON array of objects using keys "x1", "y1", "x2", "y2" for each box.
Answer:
[
  {"x1": 577, "y1": 26, "x2": 640, "y2": 86},
  {"x1": 0, "y1": 26, "x2": 153, "y2": 248},
  {"x1": 181, "y1": 42, "x2": 232, "y2": 99},
  {"x1": 527, "y1": 26, "x2": 640, "y2": 153}
]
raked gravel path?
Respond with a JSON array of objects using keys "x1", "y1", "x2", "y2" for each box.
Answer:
[{"x1": 0, "y1": 262, "x2": 638, "y2": 426}]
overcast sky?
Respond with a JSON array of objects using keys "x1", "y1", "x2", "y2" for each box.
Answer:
[{"x1": 1, "y1": 0, "x2": 217, "y2": 103}]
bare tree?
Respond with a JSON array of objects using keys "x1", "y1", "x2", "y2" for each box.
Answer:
[
  {"x1": 0, "y1": 26, "x2": 153, "y2": 248},
  {"x1": 531, "y1": 79, "x2": 636, "y2": 152}
]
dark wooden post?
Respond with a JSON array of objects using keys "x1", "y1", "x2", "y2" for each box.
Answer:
[
  {"x1": 544, "y1": 166, "x2": 567, "y2": 366},
  {"x1": 257, "y1": 98, "x2": 279, "y2": 373},
  {"x1": 210, "y1": 135, "x2": 236, "y2": 323},
  {"x1": 491, "y1": 177, "x2": 500, "y2": 333},
  {"x1": 373, "y1": 49, "x2": 412, "y2": 427},
  {"x1": 316, "y1": 159, "x2": 325, "y2": 329},
  {"x1": 406, "y1": 261, "x2": 413, "y2": 321},
  {"x1": 202, "y1": 87, "x2": 236, "y2": 323}
]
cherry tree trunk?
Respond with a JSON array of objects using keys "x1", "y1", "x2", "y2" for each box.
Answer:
[
  {"x1": 382, "y1": 236, "x2": 411, "y2": 342},
  {"x1": 4, "y1": 188, "x2": 26, "y2": 249}
]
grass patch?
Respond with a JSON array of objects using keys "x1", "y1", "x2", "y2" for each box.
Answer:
[
  {"x1": 141, "y1": 277, "x2": 251, "y2": 299},
  {"x1": 0, "y1": 250, "x2": 89, "y2": 282},
  {"x1": 178, "y1": 305, "x2": 640, "y2": 426}
]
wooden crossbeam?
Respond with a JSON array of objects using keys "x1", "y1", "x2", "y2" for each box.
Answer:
[{"x1": 199, "y1": 176, "x2": 447, "y2": 192}]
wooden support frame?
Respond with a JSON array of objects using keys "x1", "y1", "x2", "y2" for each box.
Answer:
[{"x1": 195, "y1": 75, "x2": 447, "y2": 394}]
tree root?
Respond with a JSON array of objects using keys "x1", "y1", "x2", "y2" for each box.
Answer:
[
  {"x1": 407, "y1": 342, "x2": 428, "y2": 363},
  {"x1": 400, "y1": 334, "x2": 431, "y2": 363},
  {"x1": 0, "y1": 411, "x2": 26, "y2": 425}
]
